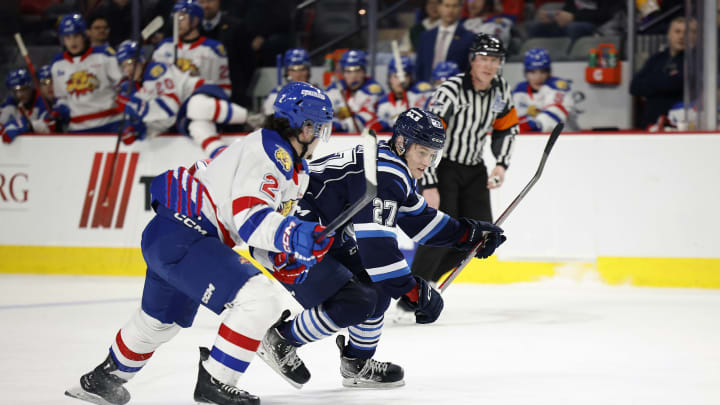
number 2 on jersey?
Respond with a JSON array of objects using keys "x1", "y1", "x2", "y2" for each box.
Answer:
[{"x1": 260, "y1": 174, "x2": 279, "y2": 199}]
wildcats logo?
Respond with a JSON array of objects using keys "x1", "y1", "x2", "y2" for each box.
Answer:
[
  {"x1": 79, "y1": 152, "x2": 140, "y2": 229},
  {"x1": 275, "y1": 147, "x2": 292, "y2": 172},
  {"x1": 66, "y1": 71, "x2": 100, "y2": 96},
  {"x1": 176, "y1": 58, "x2": 200, "y2": 76},
  {"x1": 277, "y1": 200, "x2": 296, "y2": 217}
]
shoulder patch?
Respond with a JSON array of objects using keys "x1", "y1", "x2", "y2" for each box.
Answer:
[
  {"x1": 274, "y1": 147, "x2": 292, "y2": 172},
  {"x1": 260, "y1": 129, "x2": 294, "y2": 179},
  {"x1": 148, "y1": 62, "x2": 167, "y2": 79},
  {"x1": 416, "y1": 81, "x2": 432, "y2": 92},
  {"x1": 216, "y1": 43, "x2": 227, "y2": 56},
  {"x1": 368, "y1": 83, "x2": 383, "y2": 94},
  {"x1": 554, "y1": 80, "x2": 568, "y2": 90}
]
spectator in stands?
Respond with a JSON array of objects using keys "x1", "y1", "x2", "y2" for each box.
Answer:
[
  {"x1": 462, "y1": 0, "x2": 513, "y2": 47},
  {"x1": 416, "y1": 0, "x2": 475, "y2": 82},
  {"x1": 630, "y1": 16, "x2": 694, "y2": 129},
  {"x1": 526, "y1": 0, "x2": 624, "y2": 42},
  {"x1": 87, "y1": 13, "x2": 111, "y2": 47},
  {"x1": 403, "y1": 0, "x2": 441, "y2": 52},
  {"x1": 242, "y1": 0, "x2": 295, "y2": 67},
  {"x1": 198, "y1": 0, "x2": 255, "y2": 107}
]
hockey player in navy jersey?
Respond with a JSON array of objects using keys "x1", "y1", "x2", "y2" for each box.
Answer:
[
  {"x1": 115, "y1": 40, "x2": 249, "y2": 157},
  {"x1": 65, "y1": 82, "x2": 335, "y2": 405},
  {"x1": 1, "y1": 68, "x2": 54, "y2": 143},
  {"x1": 512, "y1": 48, "x2": 574, "y2": 132},
  {"x1": 254, "y1": 108, "x2": 506, "y2": 389},
  {"x1": 263, "y1": 48, "x2": 312, "y2": 116},
  {"x1": 153, "y1": 0, "x2": 232, "y2": 97},
  {"x1": 369, "y1": 56, "x2": 433, "y2": 132},
  {"x1": 325, "y1": 49, "x2": 385, "y2": 132},
  {"x1": 49, "y1": 13, "x2": 124, "y2": 133}
]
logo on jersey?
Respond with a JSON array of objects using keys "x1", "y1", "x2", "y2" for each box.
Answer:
[
  {"x1": 201, "y1": 283, "x2": 215, "y2": 304},
  {"x1": 66, "y1": 71, "x2": 99, "y2": 96},
  {"x1": 149, "y1": 64, "x2": 166, "y2": 79},
  {"x1": 275, "y1": 147, "x2": 292, "y2": 172},
  {"x1": 176, "y1": 58, "x2": 200, "y2": 76},
  {"x1": 491, "y1": 94, "x2": 507, "y2": 113},
  {"x1": 555, "y1": 80, "x2": 568, "y2": 90},
  {"x1": 79, "y1": 151, "x2": 140, "y2": 229},
  {"x1": 430, "y1": 117, "x2": 443, "y2": 129},
  {"x1": 278, "y1": 200, "x2": 296, "y2": 216},
  {"x1": 216, "y1": 44, "x2": 227, "y2": 56},
  {"x1": 416, "y1": 82, "x2": 432, "y2": 91},
  {"x1": 368, "y1": 83, "x2": 382, "y2": 94}
]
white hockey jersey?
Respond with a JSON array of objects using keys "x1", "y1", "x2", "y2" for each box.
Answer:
[
  {"x1": 152, "y1": 37, "x2": 231, "y2": 97},
  {"x1": 463, "y1": 15, "x2": 513, "y2": 47},
  {"x1": 0, "y1": 92, "x2": 52, "y2": 134},
  {"x1": 512, "y1": 77, "x2": 574, "y2": 132},
  {"x1": 325, "y1": 78, "x2": 385, "y2": 132},
  {"x1": 150, "y1": 129, "x2": 308, "y2": 250},
  {"x1": 372, "y1": 81, "x2": 433, "y2": 131},
  {"x1": 50, "y1": 45, "x2": 123, "y2": 132}
]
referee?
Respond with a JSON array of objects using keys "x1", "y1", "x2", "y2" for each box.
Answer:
[{"x1": 412, "y1": 33, "x2": 518, "y2": 284}]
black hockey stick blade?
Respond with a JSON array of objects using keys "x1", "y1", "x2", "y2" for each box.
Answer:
[
  {"x1": 439, "y1": 122, "x2": 564, "y2": 292},
  {"x1": 314, "y1": 129, "x2": 378, "y2": 241}
]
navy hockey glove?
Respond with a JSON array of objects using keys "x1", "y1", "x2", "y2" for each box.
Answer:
[
  {"x1": 400, "y1": 276, "x2": 444, "y2": 324},
  {"x1": 455, "y1": 217, "x2": 506, "y2": 259},
  {"x1": 50, "y1": 104, "x2": 70, "y2": 124},
  {"x1": 276, "y1": 217, "x2": 335, "y2": 268},
  {"x1": 270, "y1": 252, "x2": 308, "y2": 284}
]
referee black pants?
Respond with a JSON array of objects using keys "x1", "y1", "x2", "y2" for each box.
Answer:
[{"x1": 411, "y1": 159, "x2": 492, "y2": 283}]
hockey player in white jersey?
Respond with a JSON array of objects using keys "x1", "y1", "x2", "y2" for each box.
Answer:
[
  {"x1": 262, "y1": 48, "x2": 312, "y2": 116},
  {"x1": 368, "y1": 56, "x2": 433, "y2": 132},
  {"x1": 116, "y1": 40, "x2": 248, "y2": 157},
  {"x1": 152, "y1": 0, "x2": 231, "y2": 97},
  {"x1": 64, "y1": 81, "x2": 335, "y2": 405},
  {"x1": 512, "y1": 48, "x2": 574, "y2": 132},
  {"x1": 1, "y1": 68, "x2": 54, "y2": 144},
  {"x1": 37, "y1": 64, "x2": 56, "y2": 108},
  {"x1": 49, "y1": 13, "x2": 124, "y2": 133},
  {"x1": 325, "y1": 49, "x2": 385, "y2": 132}
]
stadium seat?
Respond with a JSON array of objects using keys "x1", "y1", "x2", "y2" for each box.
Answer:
[
  {"x1": 568, "y1": 36, "x2": 621, "y2": 61},
  {"x1": 507, "y1": 37, "x2": 571, "y2": 62}
]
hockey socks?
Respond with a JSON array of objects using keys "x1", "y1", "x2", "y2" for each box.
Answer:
[
  {"x1": 284, "y1": 305, "x2": 341, "y2": 346},
  {"x1": 203, "y1": 323, "x2": 261, "y2": 386},
  {"x1": 345, "y1": 315, "x2": 384, "y2": 359}
]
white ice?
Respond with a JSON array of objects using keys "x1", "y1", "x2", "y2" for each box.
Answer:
[{"x1": 1, "y1": 274, "x2": 719, "y2": 405}]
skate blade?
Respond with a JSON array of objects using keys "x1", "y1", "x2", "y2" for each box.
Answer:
[
  {"x1": 65, "y1": 386, "x2": 114, "y2": 405},
  {"x1": 341, "y1": 378, "x2": 406, "y2": 389},
  {"x1": 256, "y1": 346, "x2": 305, "y2": 389}
]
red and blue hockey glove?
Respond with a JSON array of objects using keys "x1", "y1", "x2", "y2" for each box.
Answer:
[
  {"x1": 120, "y1": 123, "x2": 139, "y2": 145},
  {"x1": 50, "y1": 104, "x2": 70, "y2": 123},
  {"x1": 400, "y1": 276, "x2": 444, "y2": 324},
  {"x1": 271, "y1": 252, "x2": 308, "y2": 284},
  {"x1": 277, "y1": 218, "x2": 335, "y2": 268},
  {"x1": 455, "y1": 217, "x2": 506, "y2": 259}
]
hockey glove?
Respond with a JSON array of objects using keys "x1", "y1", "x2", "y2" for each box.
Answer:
[
  {"x1": 400, "y1": 276, "x2": 444, "y2": 324},
  {"x1": 270, "y1": 252, "x2": 308, "y2": 284},
  {"x1": 50, "y1": 104, "x2": 70, "y2": 124},
  {"x1": 455, "y1": 218, "x2": 503, "y2": 250},
  {"x1": 276, "y1": 217, "x2": 335, "y2": 268},
  {"x1": 1, "y1": 128, "x2": 10, "y2": 144},
  {"x1": 120, "y1": 123, "x2": 140, "y2": 145},
  {"x1": 476, "y1": 232, "x2": 507, "y2": 259}
]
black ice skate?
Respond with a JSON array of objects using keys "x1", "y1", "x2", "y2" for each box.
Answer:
[
  {"x1": 336, "y1": 335, "x2": 405, "y2": 388},
  {"x1": 64, "y1": 354, "x2": 131, "y2": 405},
  {"x1": 256, "y1": 309, "x2": 311, "y2": 388},
  {"x1": 194, "y1": 347, "x2": 260, "y2": 405}
]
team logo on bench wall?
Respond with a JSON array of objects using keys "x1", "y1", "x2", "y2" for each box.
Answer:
[{"x1": 79, "y1": 152, "x2": 139, "y2": 229}]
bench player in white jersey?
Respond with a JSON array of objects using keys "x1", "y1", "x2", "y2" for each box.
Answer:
[
  {"x1": 49, "y1": 13, "x2": 123, "y2": 133},
  {"x1": 262, "y1": 48, "x2": 312, "y2": 116},
  {"x1": 65, "y1": 82, "x2": 335, "y2": 405},
  {"x1": 512, "y1": 48, "x2": 574, "y2": 132},
  {"x1": 253, "y1": 108, "x2": 506, "y2": 389},
  {"x1": 152, "y1": 0, "x2": 231, "y2": 97},
  {"x1": 116, "y1": 40, "x2": 248, "y2": 157},
  {"x1": 368, "y1": 56, "x2": 433, "y2": 132},
  {"x1": 1, "y1": 68, "x2": 54, "y2": 143},
  {"x1": 325, "y1": 49, "x2": 385, "y2": 132}
]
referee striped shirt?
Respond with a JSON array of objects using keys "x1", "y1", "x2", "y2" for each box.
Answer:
[{"x1": 423, "y1": 72, "x2": 519, "y2": 187}]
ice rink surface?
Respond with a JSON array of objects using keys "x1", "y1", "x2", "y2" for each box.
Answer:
[{"x1": 1, "y1": 273, "x2": 719, "y2": 405}]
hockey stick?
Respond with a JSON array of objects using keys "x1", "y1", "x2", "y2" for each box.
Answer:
[
  {"x1": 102, "y1": 16, "x2": 164, "y2": 204},
  {"x1": 314, "y1": 128, "x2": 378, "y2": 241},
  {"x1": 173, "y1": 12, "x2": 180, "y2": 66},
  {"x1": 390, "y1": 40, "x2": 406, "y2": 85},
  {"x1": 439, "y1": 122, "x2": 564, "y2": 292},
  {"x1": 14, "y1": 33, "x2": 52, "y2": 112}
]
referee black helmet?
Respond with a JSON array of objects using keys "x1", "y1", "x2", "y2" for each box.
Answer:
[{"x1": 468, "y1": 33, "x2": 506, "y2": 63}]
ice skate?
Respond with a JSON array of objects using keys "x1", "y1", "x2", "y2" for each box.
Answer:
[
  {"x1": 194, "y1": 347, "x2": 260, "y2": 405},
  {"x1": 64, "y1": 354, "x2": 130, "y2": 405},
  {"x1": 336, "y1": 335, "x2": 405, "y2": 388},
  {"x1": 256, "y1": 310, "x2": 310, "y2": 388}
]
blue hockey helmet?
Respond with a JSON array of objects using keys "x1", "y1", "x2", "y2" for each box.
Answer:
[
  {"x1": 284, "y1": 48, "x2": 310, "y2": 69},
  {"x1": 58, "y1": 13, "x2": 87, "y2": 37},
  {"x1": 38, "y1": 65, "x2": 52, "y2": 81},
  {"x1": 173, "y1": 0, "x2": 204, "y2": 23},
  {"x1": 391, "y1": 108, "x2": 446, "y2": 167},
  {"x1": 431, "y1": 61, "x2": 459, "y2": 83},
  {"x1": 339, "y1": 50, "x2": 367, "y2": 71},
  {"x1": 274, "y1": 82, "x2": 334, "y2": 142},
  {"x1": 117, "y1": 40, "x2": 145, "y2": 65},
  {"x1": 6, "y1": 68, "x2": 33, "y2": 89},
  {"x1": 524, "y1": 48, "x2": 551, "y2": 71},
  {"x1": 388, "y1": 56, "x2": 414, "y2": 77}
]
